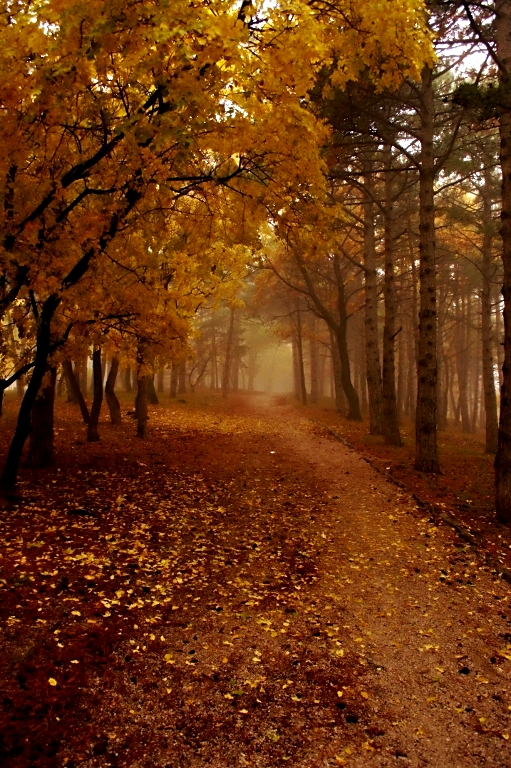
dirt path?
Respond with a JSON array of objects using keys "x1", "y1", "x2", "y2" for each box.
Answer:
[{"x1": 0, "y1": 394, "x2": 510, "y2": 767}]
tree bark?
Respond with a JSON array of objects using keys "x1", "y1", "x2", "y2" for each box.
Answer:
[
  {"x1": 455, "y1": 291, "x2": 472, "y2": 433},
  {"x1": 481, "y1": 165, "x2": 499, "y2": 453},
  {"x1": 63, "y1": 359, "x2": 90, "y2": 423},
  {"x1": 382, "y1": 147, "x2": 402, "y2": 446},
  {"x1": 105, "y1": 356, "x2": 122, "y2": 425},
  {"x1": 27, "y1": 367, "x2": 57, "y2": 468},
  {"x1": 415, "y1": 64, "x2": 439, "y2": 472},
  {"x1": 333, "y1": 255, "x2": 362, "y2": 420},
  {"x1": 157, "y1": 368, "x2": 164, "y2": 394},
  {"x1": 495, "y1": 0, "x2": 511, "y2": 521},
  {"x1": 330, "y1": 328, "x2": 347, "y2": 415},
  {"x1": 309, "y1": 316, "x2": 319, "y2": 404},
  {"x1": 363, "y1": 157, "x2": 385, "y2": 434},
  {"x1": 87, "y1": 348, "x2": 103, "y2": 442}
]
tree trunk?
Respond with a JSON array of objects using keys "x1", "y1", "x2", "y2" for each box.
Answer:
[
  {"x1": 87, "y1": 348, "x2": 103, "y2": 442},
  {"x1": 495, "y1": 0, "x2": 511, "y2": 520},
  {"x1": 0, "y1": 295, "x2": 60, "y2": 493},
  {"x1": 62, "y1": 359, "x2": 90, "y2": 423},
  {"x1": 135, "y1": 375, "x2": 148, "y2": 439},
  {"x1": 333, "y1": 255, "x2": 362, "y2": 420},
  {"x1": 330, "y1": 329, "x2": 346, "y2": 415},
  {"x1": 157, "y1": 368, "x2": 164, "y2": 394},
  {"x1": 481, "y1": 166, "x2": 499, "y2": 453},
  {"x1": 382, "y1": 147, "x2": 402, "y2": 446},
  {"x1": 170, "y1": 364, "x2": 179, "y2": 397},
  {"x1": 178, "y1": 360, "x2": 187, "y2": 395},
  {"x1": 27, "y1": 367, "x2": 57, "y2": 468},
  {"x1": 247, "y1": 349, "x2": 257, "y2": 391},
  {"x1": 222, "y1": 307, "x2": 235, "y2": 399},
  {"x1": 363, "y1": 157, "x2": 385, "y2": 434},
  {"x1": 415, "y1": 64, "x2": 439, "y2": 472},
  {"x1": 455, "y1": 292, "x2": 472, "y2": 433},
  {"x1": 16, "y1": 377, "x2": 25, "y2": 399},
  {"x1": 295, "y1": 299, "x2": 307, "y2": 405},
  {"x1": 147, "y1": 375, "x2": 159, "y2": 405},
  {"x1": 309, "y1": 317, "x2": 319, "y2": 404},
  {"x1": 124, "y1": 366, "x2": 133, "y2": 392},
  {"x1": 105, "y1": 356, "x2": 122, "y2": 425}
]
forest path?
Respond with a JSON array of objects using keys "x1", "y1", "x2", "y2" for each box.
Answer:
[
  {"x1": 231, "y1": 394, "x2": 511, "y2": 768},
  {"x1": 1, "y1": 394, "x2": 510, "y2": 768}
]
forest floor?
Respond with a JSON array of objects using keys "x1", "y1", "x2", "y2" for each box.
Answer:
[
  {"x1": 0, "y1": 392, "x2": 510, "y2": 768},
  {"x1": 301, "y1": 400, "x2": 511, "y2": 577}
]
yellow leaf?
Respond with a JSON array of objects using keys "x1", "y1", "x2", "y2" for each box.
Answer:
[
  {"x1": 48, "y1": 678, "x2": 57, "y2": 686},
  {"x1": 361, "y1": 691, "x2": 369, "y2": 699}
]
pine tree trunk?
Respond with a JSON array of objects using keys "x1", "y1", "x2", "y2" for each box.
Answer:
[
  {"x1": 363, "y1": 159, "x2": 384, "y2": 434},
  {"x1": 481, "y1": 167, "x2": 499, "y2": 453},
  {"x1": 63, "y1": 359, "x2": 89, "y2": 423},
  {"x1": 415, "y1": 64, "x2": 439, "y2": 472},
  {"x1": 382, "y1": 147, "x2": 402, "y2": 446},
  {"x1": 455, "y1": 292, "x2": 472, "y2": 433},
  {"x1": 28, "y1": 367, "x2": 57, "y2": 468},
  {"x1": 87, "y1": 348, "x2": 103, "y2": 442},
  {"x1": 495, "y1": 0, "x2": 511, "y2": 521},
  {"x1": 333, "y1": 255, "x2": 362, "y2": 420},
  {"x1": 330, "y1": 329, "x2": 346, "y2": 415},
  {"x1": 105, "y1": 356, "x2": 121, "y2": 425},
  {"x1": 309, "y1": 317, "x2": 319, "y2": 404}
]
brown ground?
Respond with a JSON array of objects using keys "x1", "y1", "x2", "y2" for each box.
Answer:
[
  {"x1": 0, "y1": 392, "x2": 510, "y2": 767},
  {"x1": 303, "y1": 401, "x2": 511, "y2": 576}
]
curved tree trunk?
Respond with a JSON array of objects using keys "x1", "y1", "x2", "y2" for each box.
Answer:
[
  {"x1": 105, "y1": 356, "x2": 122, "y2": 425},
  {"x1": 63, "y1": 359, "x2": 89, "y2": 423},
  {"x1": 87, "y1": 348, "x2": 103, "y2": 442},
  {"x1": 28, "y1": 367, "x2": 57, "y2": 468},
  {"x1": 0, "y1": 295, "x2": 59, "y2": 493}
]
